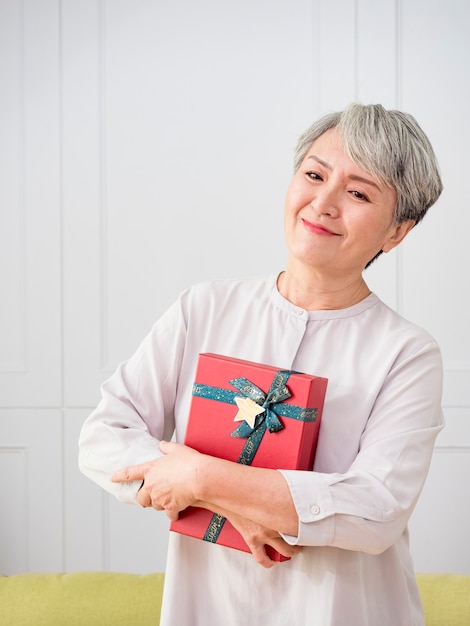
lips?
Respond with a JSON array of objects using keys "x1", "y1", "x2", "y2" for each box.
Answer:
[{"x1": 301, "y1": 218, "x2": 339, "y2": 236}]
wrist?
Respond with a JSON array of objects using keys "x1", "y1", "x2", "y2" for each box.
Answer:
[{"x1": 193, "y1": 452, "x2": 220, "y2": 504}]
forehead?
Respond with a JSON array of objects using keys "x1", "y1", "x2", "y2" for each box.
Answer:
[{"x1": 306, "y1": 128, "x2": 350, "y2": 161}]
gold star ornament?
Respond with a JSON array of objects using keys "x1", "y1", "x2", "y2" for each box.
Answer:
[{"x1": 233, "y1": 396, "x2": 265, "y2": 429}]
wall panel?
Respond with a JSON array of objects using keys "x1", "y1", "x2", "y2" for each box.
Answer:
[
  {"x1": 0, "y1": 0, "x2": 24, "y2": 374},
  {"x1": 410, "y1": 449, "x2": 470, "y2": 574},
  {"x1": 317, "y1": 0, "x2": 356, "y2": 110},
  {"x1": 64, "y1": 409, "x2": 169, "y2": 572},
  {"x1": 0, "y1": 410, "x2": 63, "y2": 574},
  {"x1": 61, "y1": 0, "x2": 105, "y2": 407},
  {"x1": 409, "y1": 405, "x2": 470, "y2": 573},
  {"x1": 0, "y1": 446, "x2": 28, "y2": 571},
  {"x1": 356, "y1": 0, "x2": 397, "y2": 107},
  {"x1": 0, "y1": 0, "x2": 61, "y2": 406},
  {"x1": 106, "y1": 498, "x2": 169, "y2": 574},
  {"x1": 64, "y1": 410, "x2": 105, "y2": 571}
]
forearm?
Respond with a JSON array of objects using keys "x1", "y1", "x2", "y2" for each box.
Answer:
[
  {"x1": 194, "y1": 454, "x2": 299, "y2": 536},
  {"x1": 112, "y1": 441, "x2": 299, "y2": 537}
]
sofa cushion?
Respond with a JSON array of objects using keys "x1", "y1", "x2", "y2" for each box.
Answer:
[
  {"x1": 2, "y1": 571, "x2": 470, "y2": 625},
  {"x1": 0, "y1": 571, "x2": 164, "y2": 626},
  {"x1": 417, "y1": 573, "x2": 470, "y2": 626}
]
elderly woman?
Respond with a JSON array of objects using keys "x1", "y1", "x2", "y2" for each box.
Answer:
[{"x1": 79, "y1": 104, "x2": 443, "y2": 625}]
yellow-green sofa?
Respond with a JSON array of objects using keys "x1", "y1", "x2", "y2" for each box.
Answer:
[{"x1": 1, "y1": 571, "x2": 469, "y2": 625}]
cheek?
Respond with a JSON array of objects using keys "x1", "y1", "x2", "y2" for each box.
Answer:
[
  {"x1": 352, "y1": 207, "x2": 391, "y2": 231},
  {"x1": 285, "y1": 191, "x2": 309, "y2": 221},
  {"x1": 345, "y1": 214, "x2": 390, "y2": 251}
]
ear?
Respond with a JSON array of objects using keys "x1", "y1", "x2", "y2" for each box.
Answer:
[{"x1": 382, "y1": 220, "x2": 415, "y2": 253}]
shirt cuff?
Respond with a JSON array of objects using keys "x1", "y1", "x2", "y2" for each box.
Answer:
[{"x1": 278, "y1": 469, "x2": 336, "y2": 546}]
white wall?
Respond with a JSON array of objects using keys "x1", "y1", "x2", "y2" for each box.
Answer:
[{"x1": 1, "y1": 0, "x2": 469, "y2": 575}]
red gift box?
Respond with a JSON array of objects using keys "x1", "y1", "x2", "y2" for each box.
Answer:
[{"x1": 170, "y1": 353, "x2": 328, "y2": 561}]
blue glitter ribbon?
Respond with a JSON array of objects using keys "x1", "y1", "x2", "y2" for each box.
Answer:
[{"x1": 193, "y1": 370, "x2": 317, "y2": 544}]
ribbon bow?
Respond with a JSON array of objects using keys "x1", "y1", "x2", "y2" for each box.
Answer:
[
  {"x1": 192, "y1": 370, "x2": 316, "y2": 466},
  {"x1": 229, "y1": 370, "x2": 292, "y2": 438}
]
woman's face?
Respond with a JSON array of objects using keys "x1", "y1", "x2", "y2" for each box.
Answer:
[{"x1": 284, "y1": 128, "x2": 411, "y2": 277}]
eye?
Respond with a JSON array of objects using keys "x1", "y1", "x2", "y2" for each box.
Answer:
[
  {"x1": 305, "y1": 171, "x2": 323, "y2": 181},
  {"x1": 350, "y1": 190, "x2": 369, "y2": 202}
]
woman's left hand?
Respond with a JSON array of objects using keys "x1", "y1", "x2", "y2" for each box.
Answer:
[
  {"x1": 112, "y1": 440, "x2": 203, "y2": 519},
  {"x1": 226, "y1": 513, "x2": 302, "y2": 568}
]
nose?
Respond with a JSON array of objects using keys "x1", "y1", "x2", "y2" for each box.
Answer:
[{"x1": 310, "y1": 184, "x2": 340, "y2": 218}]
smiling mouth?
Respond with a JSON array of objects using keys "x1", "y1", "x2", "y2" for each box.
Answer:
[{"x1": 302, "y1": 219, "x2": 339, "y2": 236}]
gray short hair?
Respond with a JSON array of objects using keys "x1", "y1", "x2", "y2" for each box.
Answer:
[{"x1": 294, "y1": 103, "x2": 443, "y2": 227}]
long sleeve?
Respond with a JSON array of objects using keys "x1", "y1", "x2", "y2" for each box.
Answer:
[
  {"x1": 78, "y1": 296, "x2": 188, "y2": 503},
  {"x1": 280, "y1": 337, "x2": 444, "y2": 553}
]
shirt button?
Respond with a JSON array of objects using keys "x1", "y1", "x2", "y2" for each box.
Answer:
[{"x1": 310, "y1": 504, "x2": 320, "y2": 515}]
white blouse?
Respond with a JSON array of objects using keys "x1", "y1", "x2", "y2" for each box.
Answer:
[{"x1": 79, "y1": 275, "x2": 444, "y2": 625}]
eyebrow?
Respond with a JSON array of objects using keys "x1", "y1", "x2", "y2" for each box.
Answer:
[{"x1": 307, "y1": 155, "x2": 381, "y2": 191}]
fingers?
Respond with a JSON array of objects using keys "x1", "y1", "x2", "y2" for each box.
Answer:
[
  {"x1": 111, "y1": 464, "x2": 146, "y2": 483},
  {"x1": 137, "y1": 485, "x2": 152, "y2": 508},
  {"x1": 111, "y1": 450, "x2": 168, "y2": 484},
  {"x1": 164, "y1": 508, "x2": 180, "y2": 522},
  {"x1": 237, "y1": 520, "x2": 301, "y2": 567},
  {"x1": 269, "y1": 541, "x2": 301, "y2": 560},
  {"x1": 249, "y1": 543, "x2": 276, "y2": 569},
  {"x1": 112, "y1": 442, "x2": 188, "y2": 484},
  {"x1": 250, "y1": 541, "x2": 301, "y2": 568}
]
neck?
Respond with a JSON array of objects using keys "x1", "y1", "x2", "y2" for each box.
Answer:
[{"x1": 278, "y1": 260, "x2": 371, "y2": 311}]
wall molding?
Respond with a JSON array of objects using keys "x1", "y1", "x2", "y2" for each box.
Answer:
[{"x1": 434, "y1": 445, "x2": 470, "y2": 453}]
